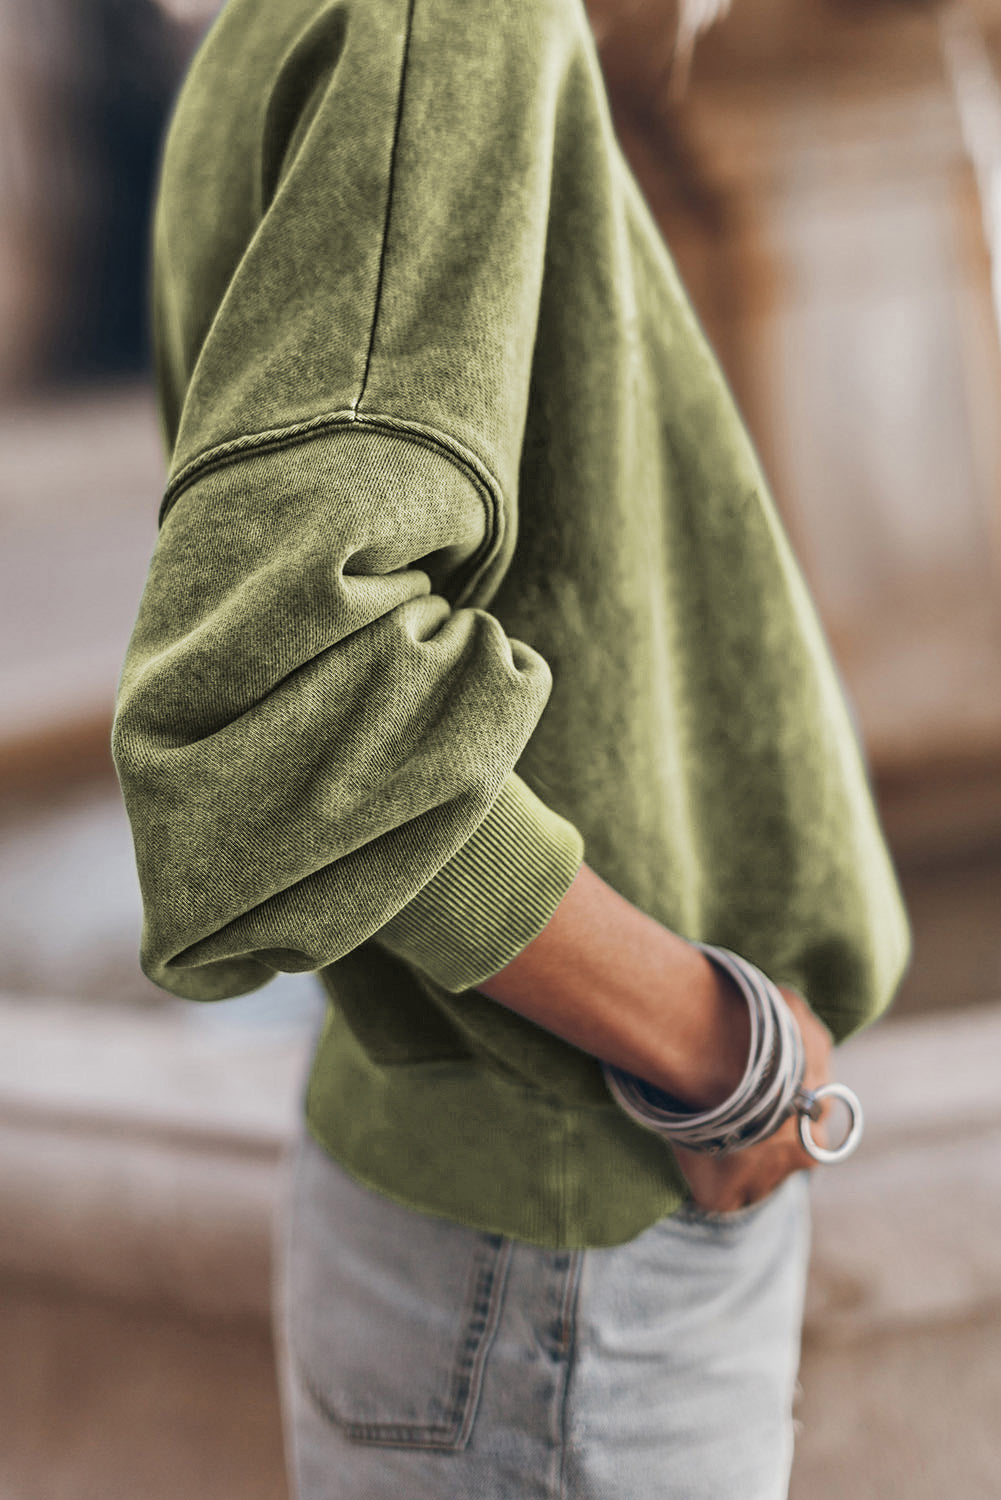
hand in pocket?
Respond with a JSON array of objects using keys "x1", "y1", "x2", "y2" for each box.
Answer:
[{"x1": 673, "y1": 986, "x2": 833, "y2": 1216}]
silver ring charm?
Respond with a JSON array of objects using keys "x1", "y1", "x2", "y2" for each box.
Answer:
[{"x1": 795, "y1": 1082, "x2": 864, "y2": 1163}]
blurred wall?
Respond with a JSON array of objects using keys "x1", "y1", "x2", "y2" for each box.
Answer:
[{"x1": 0, "y1": 0, "x2": 199, "y2": 392}]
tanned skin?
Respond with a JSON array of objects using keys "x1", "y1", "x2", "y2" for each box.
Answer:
[{"x1": 478, "y1": 861, "x2": 832, "y2": 1214}]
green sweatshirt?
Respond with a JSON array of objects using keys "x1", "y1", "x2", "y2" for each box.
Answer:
[{"x1": 113, "y1": 0, "x2": 911, "y2": 1247}]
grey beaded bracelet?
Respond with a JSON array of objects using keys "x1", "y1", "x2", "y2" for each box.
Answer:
[{"x1": 602, "y1": 942, "x2": 863, "y2": 1164}]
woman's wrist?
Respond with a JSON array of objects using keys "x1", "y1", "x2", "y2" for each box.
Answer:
[
  {"x1": 673, "y1": 953, "x2": 753, "y2": 1110},
  {"x1": 475, "y1": 860, "x2": 753, "y2": 1107}
]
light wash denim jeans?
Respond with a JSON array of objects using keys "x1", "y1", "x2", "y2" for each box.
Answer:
[{"x1": 274, "y1": 1128, "x2": 811, "y2": 1500}]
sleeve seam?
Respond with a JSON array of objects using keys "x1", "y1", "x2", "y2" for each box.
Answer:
[{"x1": 157, "y1": 410, "x2": 506, "y2": 608}]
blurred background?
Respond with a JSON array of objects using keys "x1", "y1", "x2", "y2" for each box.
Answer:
[{"x1": 1, "y1": 0, "x2": 999, "y2": 1495}]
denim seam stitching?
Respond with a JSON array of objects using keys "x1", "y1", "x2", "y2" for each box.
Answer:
[
  {"x1": 557, "y1": 1251, "x2": 584, "y2": 1500},
  {"x1": 294, "y1": 1233, "x2": 512, "y2": 1450},
  {"x1": 454, "y1": 1236, "x2": 514, "y2": 1448}
]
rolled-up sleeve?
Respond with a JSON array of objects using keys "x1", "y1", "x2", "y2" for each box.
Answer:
[{"x1": 112, "y1": 423, "x2": 584, "y2": 1001}]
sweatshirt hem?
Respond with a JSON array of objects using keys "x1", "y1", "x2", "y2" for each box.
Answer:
[{"x1": 304, "y1": 1002, "x2": 689, "y2": 1249}]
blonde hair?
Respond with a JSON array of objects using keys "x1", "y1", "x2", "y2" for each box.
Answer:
[
  {"x1": 671, "y1": 0, "x2": 733, "y2": 96},
  {"x1": 584, "y1": 0, "x2": 734, "y2": 103}
]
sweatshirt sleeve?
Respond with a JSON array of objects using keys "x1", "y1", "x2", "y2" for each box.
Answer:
[{"x1": 111, "y1": 422, "x2": 584, "y2": 1002}]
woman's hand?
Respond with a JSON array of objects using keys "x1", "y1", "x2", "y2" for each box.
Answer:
[
  {"x1": 475, "y1": 862, "x2": 840, "y2": 1206},
  {"x1": 672, "y1": 986, "x2": 834, "y2": 1214}
]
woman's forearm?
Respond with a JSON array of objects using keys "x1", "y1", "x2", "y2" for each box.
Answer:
[{"x1": 476, "y1": 861, "x2": 751, "y2": 1110}]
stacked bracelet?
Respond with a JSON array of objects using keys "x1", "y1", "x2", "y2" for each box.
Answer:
[{"x1": 601, "y1": 942, "x2": 863, "y2": 1164}]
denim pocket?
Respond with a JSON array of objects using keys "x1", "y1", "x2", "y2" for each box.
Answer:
[
  {"x1": 674, "y1": 1194, "x2": 775, "y2": 1230},
  {"x1": 288, "y1": 1137, "x2": 512, "y2": 1450},
  {"x1": 669, "y1": 1172, "x2": 803, "y2": 1234}
]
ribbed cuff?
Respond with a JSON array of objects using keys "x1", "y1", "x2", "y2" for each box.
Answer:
[{"x1": 375, "y1": 772, "x2": 585, "y2": 993}]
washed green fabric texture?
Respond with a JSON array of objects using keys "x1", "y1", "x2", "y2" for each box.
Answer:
[{"x1": 113, "y1": 0, "x2": 912, "y2": 1247}]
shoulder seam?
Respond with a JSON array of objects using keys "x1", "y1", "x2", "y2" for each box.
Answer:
[{"x1": 354, "y1": 0, "x2": 416, "y2": 414}]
